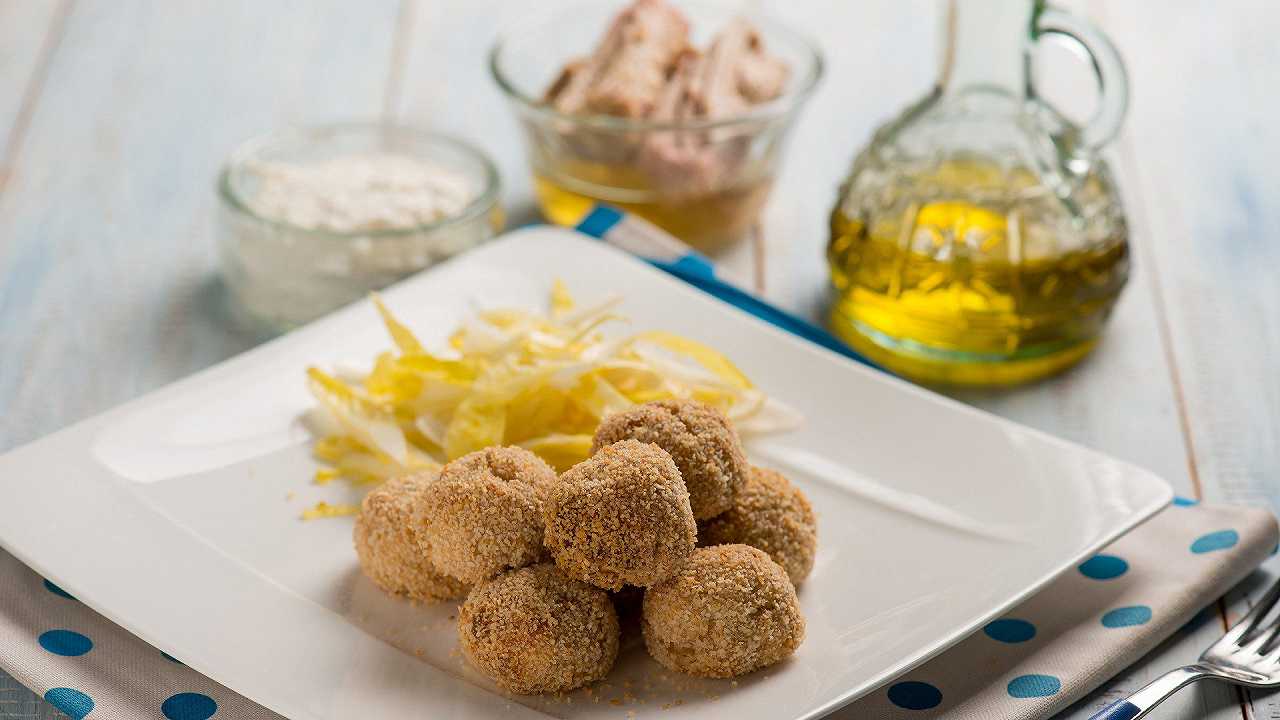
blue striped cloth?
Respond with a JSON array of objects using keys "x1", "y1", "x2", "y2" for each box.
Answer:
[{"x1": 572, "y1": 205, "x2": 880, "y2": 370}]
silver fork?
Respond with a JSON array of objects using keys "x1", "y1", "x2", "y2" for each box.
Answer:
[{"x1": 1090, "y1": 576, "x2": 1280, "y2": 720}]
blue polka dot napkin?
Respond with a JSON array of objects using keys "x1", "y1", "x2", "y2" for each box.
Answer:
[
  {"x1": 0, "y1": 545, "x2": 282, "y2": 712},
  {"x1": 0, "y1": 549, "x2": 282, "y2": 719},
  {"x1": 0, "y1": 502, "x2": 1273, "y2": 719},
  {"x1": 838, "y1": 501, "x2": 1277, "y2": 718}
]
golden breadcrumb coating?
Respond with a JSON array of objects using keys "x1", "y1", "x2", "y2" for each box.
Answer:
[
  {"x1": 643, "y1": 544, "x2": 804, "y2": 678},
  {"x1": 699, "y1": 466, "x2": 817, "y2": 585},
  {"x1": 353, "y1": 473, "x2": 470, "y2": 601},
  {"x1": 459, "y1": 564, "x2": 619, "y2": 694},
  {"x1": 593, "y1": 400, "x2": 747, "y2": 520},
  {"x1": 544, "y1": 440, "x2": 696, "y2": 590},
  {"x1": 414, "y1": 446, "x2": 557, "y2": 584}
]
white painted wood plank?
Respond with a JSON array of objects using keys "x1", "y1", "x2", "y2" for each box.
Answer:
[
  {"x1": 0, "y1": 1, "x2": 64, "y2": 153},
  {"x1": 1105, "y1": 0, "x2": 1280, "y2": 511},
  {"x1": 0, "y1": 0, "x2": 403, "y2": 713},
  {"x1": 392, "y1": 0, "x2": 534, "y2": 223},
  {"x1": 0, "y1": 671, "x2": 63, "y2": 720},
  {"x1": 1098, "y1": 3, "x2": 1280, "y2": 719},
  {"x1": 0, "y1": 5, "x2": 83, "y2": 712},
  {"x1": 1, "y1": 4, "x2": 107, "y2": 713},
  {"x1": 0, "y1": 0, "x2": 402, "y2": 450}
]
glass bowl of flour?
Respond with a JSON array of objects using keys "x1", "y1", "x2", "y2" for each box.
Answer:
[{"x1": 217, "y1": 123, "x2": 502, "y2": 330}]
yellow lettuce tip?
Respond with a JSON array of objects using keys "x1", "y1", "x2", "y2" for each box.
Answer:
[
  {"x1": 302, "y1": 282, "x2": 798, "y2": 508},
  {"x1": 301, "y1": 501, "x2": 360, "y2": 521}
]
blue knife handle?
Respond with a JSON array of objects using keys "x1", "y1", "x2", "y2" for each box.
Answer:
[
  {"x1": 1088, "y1": 700, "x2": 1142, "y2": 720},
  {"x1": 1086, "y1": 666, "x2": 1212, "y2": 720}
]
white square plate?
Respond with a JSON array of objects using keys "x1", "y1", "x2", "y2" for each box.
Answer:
[{"x1": 0, "y1": 227, "x2": 1169, "y2": 720}]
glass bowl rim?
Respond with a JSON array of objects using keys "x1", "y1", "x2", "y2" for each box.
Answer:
[
  {"x1": 488, "y1": 1, "x2": 825, "y2": 132},
  {"x1": 217, "y1": 121, "x2": 502, "y2": 240}
]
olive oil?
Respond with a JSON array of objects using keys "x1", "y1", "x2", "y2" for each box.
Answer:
[
  {"x1": 827, "y1": 158, "x2": 1129, "y2": 386},
  {"x1": 532, "y1": 159, "x2": 772, "y2": 253}
]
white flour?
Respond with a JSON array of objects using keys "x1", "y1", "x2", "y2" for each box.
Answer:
[{"x1": 244, "y1": 153, "x2": 475, "y2": 233}]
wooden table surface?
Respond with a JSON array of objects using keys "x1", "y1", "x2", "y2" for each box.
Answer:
[{"x1": 1, "y1": 1, "x2": 1276, "y2": 718}]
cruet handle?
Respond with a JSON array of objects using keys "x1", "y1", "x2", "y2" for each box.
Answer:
[{"x1": 1032, "y1": 3, "x2": 1130, "y2": 156}]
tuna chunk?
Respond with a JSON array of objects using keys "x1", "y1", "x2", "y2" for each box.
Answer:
[
  {"x1": 544, "y1": 1, "x2": 788, "y2": 122},
  {"x1": 545, "y1": 0, "x2": 690, "y2": 117},
  {"x1": 541, "y1": 0, "x2": 791, "y2": 197},
  {"x1": 717, "y1": 18, "x2": 790, "y2": 104}
]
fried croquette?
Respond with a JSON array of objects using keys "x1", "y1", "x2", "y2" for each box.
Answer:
[
  {"x1": 699, "y1": 466, "x2": 817, "y2": 585},
  {"x1": 415, "y1": 446, "x2": 557, "y2": 583},
  {"x1": 544, "y1": 439, "x2": 696, "y2": 590},
  {"x1": 353, "y1": 473, "x2": 470, "y2": 601},
  {"x1": 459, "y1": 563, "x2": 620, "y2": 694},
  {"x1": 643, "y1": 544, "x2": 804, "y2": 677},
  {"x1": 593, "y1": 400, "x2": 748, "y2": 520}
]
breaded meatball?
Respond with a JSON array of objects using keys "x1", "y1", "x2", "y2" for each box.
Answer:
[
  {"x1": 544, "y1": 440, "x2": 696, "y2": 590},
  {"x1": 699, "y1": 466, "x2": 817, "y2": 585},
  {"x1": 353, "y1": 473, "x2": 470, "y2": 601},
  {"x1": 459, "y1": 564, "x2": 619, "y2": 694},
  {"x1": 593, "y1": 400, "x2": 747, "y2": 520},
  {"x1": 643, "y1": 544, "x2": 804, "y2": 678},
  {"x1": 414, "y1": 446, "x2": 557, "y2": 584}
]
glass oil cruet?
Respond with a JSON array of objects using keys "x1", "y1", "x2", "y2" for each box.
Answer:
[{"x1": 827, "y1": 0, "x2": 1130, "y2": 386}]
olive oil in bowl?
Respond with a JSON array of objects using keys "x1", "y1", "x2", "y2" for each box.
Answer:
[{"x1": 532, "y1": 159, "x2": 774, "y2": 254}]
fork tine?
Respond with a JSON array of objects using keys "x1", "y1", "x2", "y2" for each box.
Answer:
[
  {"x1": 1232, "y1": 576, "x2": 1280, "y2": 645},
  {"x1": 1258, "y1": 620, "x2": 1280, "y2": 656},
  {"x1": 1263, "y1": 630, "x2": 1280, "y2": 664},
  {"x1": 1251, "y1": 598, "x2": 1280, "y2": 656}
]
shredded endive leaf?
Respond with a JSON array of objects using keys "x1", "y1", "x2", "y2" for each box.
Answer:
[{"x1": 305, "y1": 284, "x2": 802, "y2": 488}]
